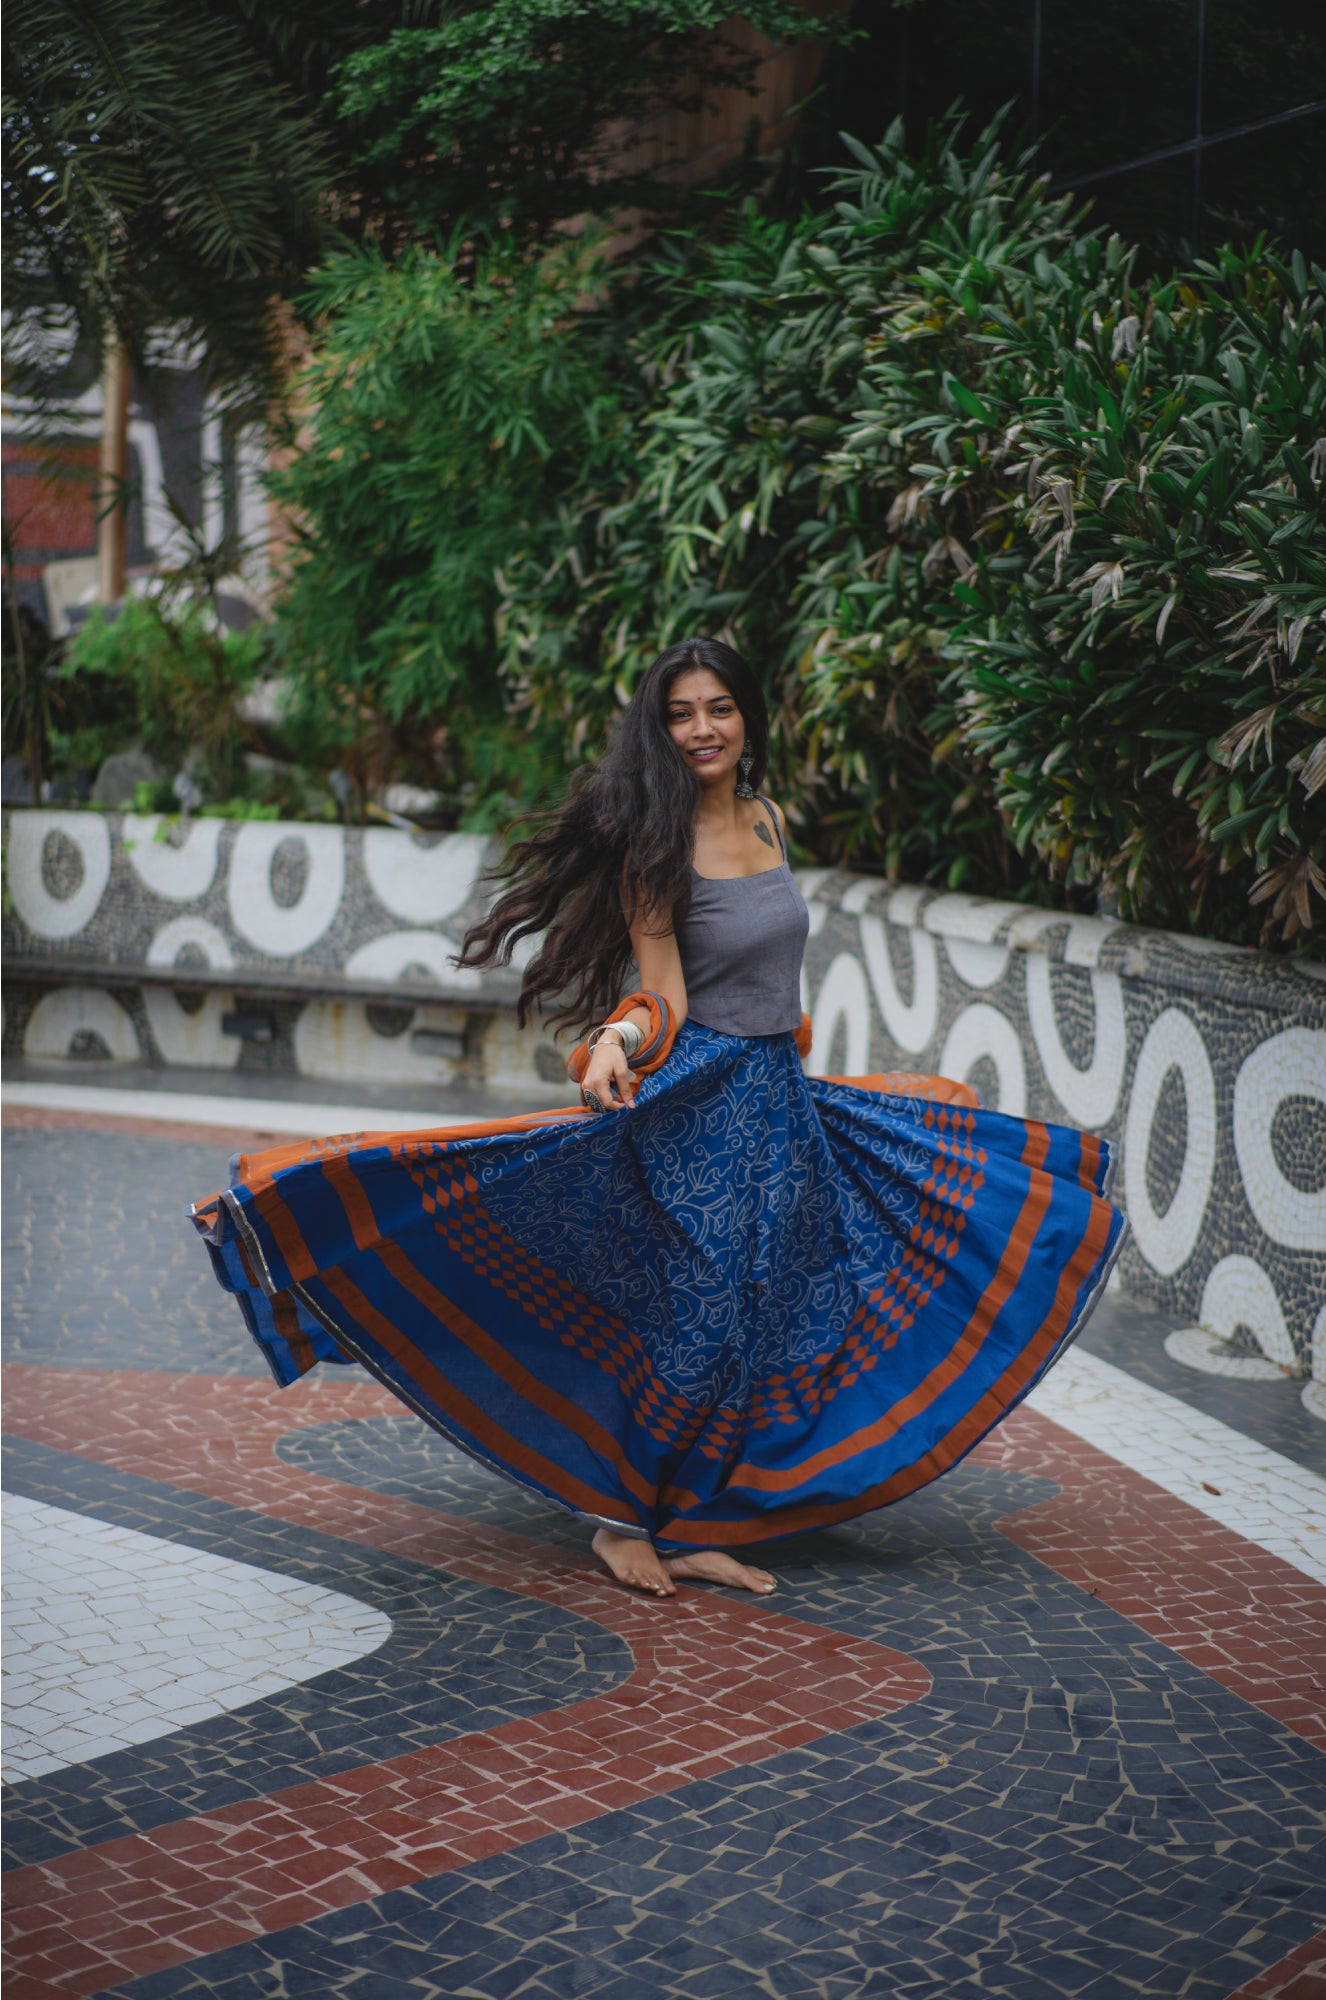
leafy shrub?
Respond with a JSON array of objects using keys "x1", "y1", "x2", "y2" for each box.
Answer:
[
  {"x1": 950, "y1": 247, "x2": 1326, "y2": 940},
  {"x1": 499, "y1": 115, "x2": 1326, "y2": 943},
  {"x1": 54, "y1": 596, "x2": 266, "y2": 800},
  {"x1": 267, "y1": 234, "x2": 645, "y2": 823},
  {"x1": 332, "y1": 0, "x2": 838, "y2": 244},
  {"x1": 496, "y1": 121, "x2": 1091, "y2": 896},
  {"x1": 271, "y1": 113, "x2": 1325, "y2": 946},
  {"x1": 791, "y1": 133, "x2": 1326, "y2": 937}
]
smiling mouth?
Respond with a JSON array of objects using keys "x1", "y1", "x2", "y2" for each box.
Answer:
[{"x1": 689, "y1": 747, "x2": 722, "y2": 760}]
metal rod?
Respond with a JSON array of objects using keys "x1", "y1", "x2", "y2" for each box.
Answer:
[
  {"x1": 1050, "y1": 96, "x2": 1324, "y2": 193},
  {"x1": 1192, "y1": 0, "x2": 1208, "y2": 244}
]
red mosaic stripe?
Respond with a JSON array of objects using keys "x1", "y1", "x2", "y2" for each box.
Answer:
[
  {"x1": 1223, "y1": 1928, "x2": 1326, "y2": 2000},
  {"x1": 6, "y1": 1626, "x2": 918, "y2": 1996},
  {"x1": 5, "y1": 1364, "x2": 1322, "y2": 1752},
  {"x1": 1, "y1": 1365, "x2": 927, "y2": 1996},
  {"x1": 5, "y1": 1362, "x2": 1324, "y2": 1994},
  {"x1": 980, "y1": 1409, "x2": 1326, "y2": 1750}
]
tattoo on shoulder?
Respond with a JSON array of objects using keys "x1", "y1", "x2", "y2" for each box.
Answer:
[{"x1": 754, "y1": 821, "x2": 774, "y2": 849}]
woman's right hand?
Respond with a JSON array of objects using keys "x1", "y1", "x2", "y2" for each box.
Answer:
[{"x1": 581, "y1": 1034, "x2": 637, "y2": 1112}]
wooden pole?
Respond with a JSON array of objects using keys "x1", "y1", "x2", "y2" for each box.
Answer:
[{"x1": 96, "y1": 338, "x2": 130, "y2": 604}]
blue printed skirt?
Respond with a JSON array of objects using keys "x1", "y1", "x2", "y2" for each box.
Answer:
[{"x1": 193, "y1": 1024, "x2": 1125, "y2": 1551}]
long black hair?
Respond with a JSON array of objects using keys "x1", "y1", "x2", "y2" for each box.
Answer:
[{"x1": 457, "y1": 637, "x2": 769, "y2": 1031}]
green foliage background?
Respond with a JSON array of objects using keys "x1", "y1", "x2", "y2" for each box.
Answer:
[
  {"x1": 333, "y1": 0, "x2": 836, "y2": 244},
  {"x1": 265, "y1": 233, "x2": 647, "y2": 825},
  {"x1": 3, "y1": 0, "x2": 834, "y2": 417},
  {"x1": 53, "y1": 597, "x2": 265, "y2": 803},
  {"x1": 269, "y1": 116, "x2": 1325, "y2": 950}
]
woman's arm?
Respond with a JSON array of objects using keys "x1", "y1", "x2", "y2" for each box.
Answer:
[{"x1": 579, "y1": 907, "x2": 687, "y2": 1111}]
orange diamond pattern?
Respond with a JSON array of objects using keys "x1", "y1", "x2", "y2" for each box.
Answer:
[
  {"x1": 400, "y1": 1150, "x2": 708, "y2": 1448},
  {"x1": 393, "y1": 1128, "x2": 965, "y2": 1451}
]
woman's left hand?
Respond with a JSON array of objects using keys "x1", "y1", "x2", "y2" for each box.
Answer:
[{"x1": 581, "y1": 1035, "x2": 637, "y2": 1112}]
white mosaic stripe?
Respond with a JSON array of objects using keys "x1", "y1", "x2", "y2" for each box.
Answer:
[
  {"x1": 2, "y1": 1496, "x2": 391, "y2": 1782},
  {"x1": 1028, "y1": 1348, "x2": 1326, "y2": 1584},
  {"x1": 1162, "y1": 1326, "x2": 1286, "y2": 1380}
]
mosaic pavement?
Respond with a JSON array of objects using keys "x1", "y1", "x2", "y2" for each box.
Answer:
[{"x1": 3, "y1": 1101, "x2": 1325, "y2": 1999}]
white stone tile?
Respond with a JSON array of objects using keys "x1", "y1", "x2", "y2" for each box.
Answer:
[
  {"x1": 1027, "y1": 1348, "x2": 1326, "y2": 1583},
  {"x1": 2, "y1": 1495, "x2": 392, "y2": 1781}
]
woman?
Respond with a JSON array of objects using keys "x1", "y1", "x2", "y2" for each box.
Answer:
[{"x1": 192, "y1": 638, "x2": 1125, "y2": 1599}]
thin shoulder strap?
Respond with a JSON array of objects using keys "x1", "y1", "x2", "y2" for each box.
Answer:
[{"x1": 755, "y1": 795, "x2": 787, "y2": 859}]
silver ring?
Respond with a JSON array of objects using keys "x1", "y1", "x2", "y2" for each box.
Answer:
[{"x1": 583, "y1": 1088, "x2": 608, "y2": 1114}]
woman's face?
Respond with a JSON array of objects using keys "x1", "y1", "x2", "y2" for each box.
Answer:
[{"x1": 665, "y1": 668, "x2": 746, "y2": 790}]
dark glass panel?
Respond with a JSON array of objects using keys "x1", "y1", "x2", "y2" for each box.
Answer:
[
  {"x1": 1038, "y1": 0, "x2": 1199, "y2": 181},
  {"x1": 816, "y1": 0, "x2": 1036, "y2": 156},
  {"x1": 1199, "y1": 110, "x2": 1326, "y2": 260},
  {"x1": 1068, "y1": 154, "x2": 1197, "y2": 265},
  {"x1": 810, "y1": 0, "x2": 1322, "y2": 261},
  {"x1": 1205, "y1": 0, "x2": 1326, "y2": 134}
]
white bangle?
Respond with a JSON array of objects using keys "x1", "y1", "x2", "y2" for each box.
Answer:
[{"x1": 589, "y1": 1020, "x2": 644, "y2": 1061}]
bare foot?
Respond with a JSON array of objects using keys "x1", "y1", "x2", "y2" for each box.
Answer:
[
  {"x1": 592, "y1": 1527, "x2": 677, "y2": 1597},
  {"x1": 661, "y1": 1550, "x2": 776, "y2": 1594}
]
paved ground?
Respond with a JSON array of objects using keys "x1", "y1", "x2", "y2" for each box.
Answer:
[{"x1": 3, "y1": 1077, "x2": 1325, "y2": 2000}]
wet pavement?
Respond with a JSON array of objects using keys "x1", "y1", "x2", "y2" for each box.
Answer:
[{"x1": 3, "y1": 1083, "x2": 1324, "y2": 1999}]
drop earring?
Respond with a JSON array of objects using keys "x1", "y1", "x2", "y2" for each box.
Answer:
[{"x1": 735, "y1": 747, "x2": 755, "y2": 799}]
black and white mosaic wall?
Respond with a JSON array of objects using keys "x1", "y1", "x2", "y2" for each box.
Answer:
[
  {"x1": 1, "y1": 809, "x2": 547, "y2": 1101},
  {"x1": 4, "y1": 809, "x2": 1324, "y2": 1382},
  {"x1": 795, "y1": 873, "x2": 1324, "y2": 1389}
]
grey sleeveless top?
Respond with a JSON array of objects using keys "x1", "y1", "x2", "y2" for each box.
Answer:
[{"x1": 675, "y1": 799, "x2": 809, "y2": 1037}]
